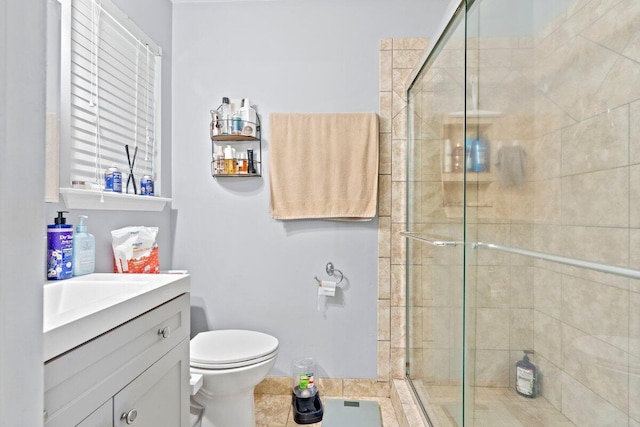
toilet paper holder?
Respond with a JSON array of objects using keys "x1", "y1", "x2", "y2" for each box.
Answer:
[{"x1": 314, "y1": 262, "x2": 344, "y2": 287}]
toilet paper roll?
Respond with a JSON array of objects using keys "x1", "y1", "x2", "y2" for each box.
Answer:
[{"x1": 318, "y1": 280, "x2": 337, "y2": 297}]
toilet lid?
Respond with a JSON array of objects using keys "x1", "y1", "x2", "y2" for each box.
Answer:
[{"x1": 190, "y1": 329, "x2": 279, "y2": 369}]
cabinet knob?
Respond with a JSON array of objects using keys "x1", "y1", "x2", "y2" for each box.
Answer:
[
  {"x1": 158, "y1": 326, "x2": 170, "y2": 339},
  {"x1": 121, "y1": 409, "x2": 138, "y2": 424}
]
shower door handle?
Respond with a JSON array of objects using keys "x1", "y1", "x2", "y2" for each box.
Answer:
[{"x1": 400, "y1": 231, "x2": 460, "y2": 247}]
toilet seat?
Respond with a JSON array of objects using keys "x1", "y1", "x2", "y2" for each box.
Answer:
[{"x1": 190, "y1": 329, "x2": 279, "y2": 369}]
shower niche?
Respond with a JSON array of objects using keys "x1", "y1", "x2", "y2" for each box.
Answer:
[{"x1": 440, "y1": 115, "x2": 497, "y2": 218}]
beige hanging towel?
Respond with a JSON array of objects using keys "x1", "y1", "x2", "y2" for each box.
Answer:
[{"x1": 269, "y1": 112, "x2": 379, "y2": 220}]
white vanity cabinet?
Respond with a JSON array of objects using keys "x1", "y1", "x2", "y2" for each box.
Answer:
[{"x1": 44, "y1": 293, "x2": 190, "y2": 427}]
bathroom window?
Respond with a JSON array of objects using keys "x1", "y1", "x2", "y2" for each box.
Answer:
[{"x1": 47, "y1": 0, "x2": 162, "y2": 201}]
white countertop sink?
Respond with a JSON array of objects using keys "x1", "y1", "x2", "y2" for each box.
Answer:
[{"x1": 43, "y1": 273, "x2": 190, "y2": 362}]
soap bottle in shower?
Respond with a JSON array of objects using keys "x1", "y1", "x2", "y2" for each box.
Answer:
[
  {"x1": 472, "y1": 137, "x2": 490, "y2": 172},
  {"x1": 515, "y1": 350, "x2": 537, "y2": 398}
]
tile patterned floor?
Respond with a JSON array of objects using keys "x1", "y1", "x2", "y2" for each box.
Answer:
[{"x1": 254, "y1": 394, "x2": 400, "y2": 427}]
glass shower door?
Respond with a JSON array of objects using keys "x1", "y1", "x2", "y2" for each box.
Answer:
[{"x1": 405, "y1": 4, "x2": 468, "y2": 425}]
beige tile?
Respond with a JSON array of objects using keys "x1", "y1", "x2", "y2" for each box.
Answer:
[
  {"x1": 534, "y1": 177, "x2": 562, "y2": 225},
  {"x1": 561, "y1": 275, "x2": 629, "y2": 349},
  {"x1": 562, "y1": 167, "x2": 629, "y2": 227},
  {"x1": 476, "y1": 308, "x2": 510, "y2": 350},
  {"x1": 378, "y1": 216, "x2": 391, "y2": 258},
  {"x1": 380, "y1": 49, "x2": 393, "y2": 92},
  {"x1": 391, "y1": 181, "x2": 406, "y2": 225},
  {"x1": 631, "y1": 290, "x2": 640, "y2": 359},
  {"x1": 377, "y1": 340, "x2": 391, "y2": 383},
  {"x1": 391, "y1": 263, "x2": 405, "y2": 307},
  {"x1": 390, "y1": 346, "x2": 406, "y2": 380},
  {"x1": 392, "y1": 49, "x2": 425, "y2": 70},
  {"x1": 474, "y1": 349, "x2": 510, "y2": 387},
  {"x1": 536, "y1": 355, "x2": 563, "y2": 410},
  {"x1": 393, "y1": 38, "x2": 429, "y2": 51},
  {"x1": 255, "y1": 394, "x2": 291, "y2": 427},
  {"x1": 379, "y1": 256, "x2": 391, "y2": 300},
  {"x1": 561, "y1": 104, "x2": 629, "y2": 176},
  {"x1": 392, "y1": 108, "x2": 407, "y2": 140},
  {"x1": 534, "y1": 311, "x2": 562, "y2": 366},
  {"x1": 561, "y1": 371, "x2": 628, "y2": 426},
  {"x1": 343, "y1": 379, "x2": 390, "y2": 398},
  {"x1": 533, "y1": 267, "x2": 562, "y2": 319},
  {"x1": 380, "y1": 91, "x2": 393, "y2": 134},
  {"x1": 318, "y1": 377, "x2": 343, "y2": 397},
  {"x1": 379, "y1": 174, "x2": 392, "y2": 217},
  {"x1": 510, "y1": 308, "x2": 533, "y2": 350},
  {"x1": 256, "y1": 377, "x2": 292, "y2": 395},
  {"x1": 391, "y1": 139, "x2": 407, "y2": 183},
  {"x1": 631, "y1": 354, "x2": 640, "y2": 422},
  {"x1": 476, "y1": 266, "x2": 510, "y2": 308},
  {"x1": 380, "y1": 132, "x2": 392, "y2": 175},
  {"x1": 560, "y1": 225, "x2": 628, "y2": 269},
  {"x1": 631, "y1": 166, "x2": 640, "y2": 228},
  {"x1": 562, "y1": 323, "x2": 629, "y2": 412},
  {"x1": 632, "y1": 100, "x2": 640, "y2": 164},
  {"x1": 391, "y1": 306, "x2": 406, "y2": 349},
  {"x1": 380, "y1": 39, "x2": 393, "y2": 51},
  {"x1": 391, "y1": 222, "x2": 406, "y2": 266},
  {"x1": 393, "y1": 68, "x2": 414, "y2": 100},
  {"x1": 378, "y1": 299, "x2": 391, "y2": 341}
]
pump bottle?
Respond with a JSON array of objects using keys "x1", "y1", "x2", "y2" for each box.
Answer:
[
  {"x1": 72, "y1": 215, "x2": 95, "y2": 276},
  {"x1": 47, "y1": 211, "x2": 74, "y2": 280},
  {"x1": 516, "y1": 350, "x2": 538, "y2": 398}
]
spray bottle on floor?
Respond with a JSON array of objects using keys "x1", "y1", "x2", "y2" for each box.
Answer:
[{"x1": 516, "y1": 350, "x2": 538, "y2": 398}]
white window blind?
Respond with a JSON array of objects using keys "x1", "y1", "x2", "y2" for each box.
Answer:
[{"x1": 60, "y1": 0, "x2": 161, "y2": 194}]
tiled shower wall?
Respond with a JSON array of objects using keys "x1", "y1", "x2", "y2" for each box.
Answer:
[
  {"x1": 403, "y1": 1, "x2": 640, "y2": 426},
  {"x1": 528, "y1": 1, "x2": 640, "y2": 424},
  {"x1": 377, "y1": 38, "x2": 430, "y2": 385}
]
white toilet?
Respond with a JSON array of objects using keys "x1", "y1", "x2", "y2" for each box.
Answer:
[{"x1": 190, "y1": 329, "x2": 279, "y2": 427}]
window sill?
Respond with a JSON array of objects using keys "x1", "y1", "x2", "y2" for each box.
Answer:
[{"x1": 59, "y1": 188, "x2": 171, "y2": 212}]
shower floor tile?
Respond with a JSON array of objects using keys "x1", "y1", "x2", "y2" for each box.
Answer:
[
  {"x1": 254, "y1": 393, "x2": 399, "y2": 427},
  {"x1": 413, "y1": 382, "x2": 576, "y2": 427}
]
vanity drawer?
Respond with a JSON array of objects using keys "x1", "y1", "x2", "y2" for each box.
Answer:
[{"x1": 44, "y1": 293, "x2": 190, "y2": 427}]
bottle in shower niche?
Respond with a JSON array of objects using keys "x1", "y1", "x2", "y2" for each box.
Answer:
[
  {"x1": 453, "y1": 141, "x2": 463, "y2": 172},
  {"x1": 465, "y1": 138, "x2": 473, "y2": 171},
  {"x1": 472, "y1": 137, "x2": 490, "y2": 172},
  {"x1": 218, "y1": 97, "x2": 231, "y2": 135},
  {"x1": 516, "y1": 350, "x2": 538, "y2": 398}
]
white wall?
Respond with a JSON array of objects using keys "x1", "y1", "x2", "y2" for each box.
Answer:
[
  {"x1": 1, "y1": 1, "x2": 46, "y2": 426},
  {"x1": 172, "y1": 0, "x2": 447, "y2": 378},
  {"x1": 0, "y1": 1, "x2": 172, "y2": 426},
  {"x1": 44, "y1": 0, "x2": 175, "y2": 273}
]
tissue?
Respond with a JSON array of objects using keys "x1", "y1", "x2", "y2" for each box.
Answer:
[{"x1": 317, "y1": 280, "x2": 337, "y2": 314}]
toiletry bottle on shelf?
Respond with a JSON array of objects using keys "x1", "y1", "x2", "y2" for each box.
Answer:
[
  {"x1": 516, "y1": 350, "x2": 538, "y2": 398},
  {"x1": 473, "y1": 137, "x2": 490, "y2": 172},
  {"x1": 239, "y1": 98, "x2": 258, "y2": 137},
  {"x1": 213, "y1": 146, "x2": 225, "y2": 175},
  {"x1": 218, "y1": 97, "x2": 231, "y2": 135},
  {"x1": 443, "y1": 139, "x2": 452, "y2": 173},
  {"x1": 247, "y1": 149, "x2": 256, "y2": 174},
  {"x1": 47, "y1": 211, "x2": 73, "y2": 280},
  {"x1": 224, "y1": 145, "x2": 237, "y2": 174},
  {"x1": 453, "y1": 141, "x2": 463, "y2": 172},
  {"x1": 238, "y1": 153, "x2": 248, "y2": 173},
  {"x1": 72, "y1": 215, "x2": 95, "y2": 276},
  {"x1": 231, "y1": 111, "x2": 242, "y2": 135},
  {"x1": 465, "y1": 138, "x2": 473, "y2": 171}
]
